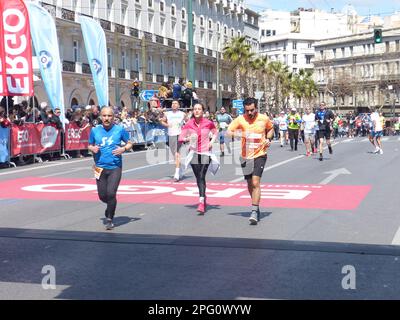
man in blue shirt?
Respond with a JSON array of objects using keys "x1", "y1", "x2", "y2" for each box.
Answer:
[
  {"x1": 216, "y1": 107, "x2": 233, "y2": 156},
  {"x1": 88, "y1": 107, "x2": 133, "y2": 230},
  {"x1": 315, "y1": 102, "x2": 335, "y2": 161}
]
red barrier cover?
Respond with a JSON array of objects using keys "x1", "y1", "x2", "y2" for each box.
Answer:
[
  {"x1": 0, "y1": 0, "x2": 34, "y2": 96},
  {"x1": 11, "y1": 123, "x2": 61, "y2": 156},
  {"x1": 64, "y1": 122, "x2": 91, "y2": 151}
]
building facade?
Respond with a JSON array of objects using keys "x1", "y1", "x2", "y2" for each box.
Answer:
[
  {"x1": 313, "y1": 28, "x2": 400, "y2": 115},
  {"x1": 19, "y1": 0, "x2": 259, "y2": 112}
]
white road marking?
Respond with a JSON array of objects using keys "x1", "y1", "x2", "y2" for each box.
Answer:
[
  {"x1": 42, "y1": 167, "x2": 88, "y2": 178},
  {"x1": 123, "y1": 160, "x2": 174, "y2": 174},
  {"x1": 391, "y1": 227, "x2": 400, "y2": 245}
]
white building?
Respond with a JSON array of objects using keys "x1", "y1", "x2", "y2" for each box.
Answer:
[
  {"x1": 15, "y1": 0, "x2": 259, "y2": 111},
  {"x1": 258, "y1": 7, "x2": 356, "y2": 72},
  {"x1": 314, "y1": 27, "x2": 400, "y2": 115}
]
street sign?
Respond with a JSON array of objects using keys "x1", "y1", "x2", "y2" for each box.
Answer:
[
  {"x1": 232, "y1": 99, "x2": 244, "y2": 115},
  {"x1": 140, "y1": 90, "x2": 159, "y2": 102}
]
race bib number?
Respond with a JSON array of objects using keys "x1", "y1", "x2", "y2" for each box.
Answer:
[{"x1": 93, "y1": 166, "x2": 104, "y2": 180}]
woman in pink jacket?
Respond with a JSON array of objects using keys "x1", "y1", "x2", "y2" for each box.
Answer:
[{"x1": 179, "y1": 103, "x2": 218, "y2": 214}]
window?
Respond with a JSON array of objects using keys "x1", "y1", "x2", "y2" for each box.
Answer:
[
  {"x1": 333, "y1": 48, "x2": 336, "y2": 58},
  {"x1": 107, "y1": 47, "x2": 113, "y2": 67},
  {"x1": 306, "y1": 55, "x2": 312, "y2": 64},
  {"x1": 266, "y1": 30, "x2": 271, "y2": 37},
  {"x1": 350, "y1": 46, "x2": 353, "y2": 56},
  {"x1": 149, "y1": 14, "x2": 154, "y2": 32},
  {"x1": 272, "y1": 30, "x2": 276, "y2": 36},
  {"x1": 107, "y1": 0, "x2": 113, "y2": 13},
  {"x1": 182, "y1": 9, "x2": 186, "y2": 20},
  {"x1": 73, "y1": 40, "x2": 79, "y2": 62},
  {"x1": 208, "y1": 20, "x2": 212, "y2": 29},
  {"x1": 160, "y1": 1, "x2": 164, "y2": 12},
  {"x1": 261, "y1": 30, "x2": 265, "y2": 37},
  {"x1": 341, "y1": 47, "x2": 345, "y2": 57},
  {"x1": 121, "y1": 4, "x2": 127, "y2": 22},
  {"x1": 135, "y1": 10, "x2": 141, "y2": 28},
  {"x1": 293, "y1": 54, "x2": 297, "y2": 64},
  {"x1": 161, "y1": 18, "x2": 165, "y2": 35},
  {"x1": 217, "y1": 23, "x2": 220, "y2": 32},
  {"x1": 293, "y1": 41, "x2": 297, "y2": 50},
  {"x1": 224, "y1": 26, "x2": 227, "y2": 35},
  {"x1": 148, "y1": 56, "x2": 153, "y2": 73},
  {"x1": 171, "y1": 5, "x2": 175, "y2": 16},
  {"x1": 293, "y1": 68, "x2": 297, "y2": 73},
  {"x1": 148, "y1": 0, "x2": 152, "y2": 8},
  {"x1": 231, "y1": 29, "x2": 234, "y2": 37},
  {"x1": 160, "y1": 57, "x2": 164, "y2": 74},
  {"x1": 200, "y1": 16, "x2": 204, "y2": 27},
  {"x1": 172, "y1": 21, "x2": 176, "y2": 39},
  {"x1": 121, "y1": 50, "x2": 126, "y2": 69},
  {"x1": 308, "y1": 42, "x2": 312, "y2": 49},
  {"x1": 386, "y1": 41, "x2": 390, "y2": 53},
  {"x1": 171, "y1": 59, "x2": 176, "y2": 75},
  {"x1": 320, "y1": 50, "x2": 324, "y2": 58}
]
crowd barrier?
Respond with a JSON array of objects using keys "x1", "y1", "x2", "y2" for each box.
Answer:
[{"x1": 0, "y1": 122, "x2": 169, "y2": 165}]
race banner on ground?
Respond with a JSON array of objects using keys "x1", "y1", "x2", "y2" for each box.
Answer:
[
  {"x1": 0, "y1": 0, "x2": 34, "y2": 96},
  {"x1": 64, "y1": 122, "x2": 91, "y2": 151},
  {"x1": 79, "y1": 16, "x2": 109, "y2": 107},
  {"x1": 27, "y1": 2, "x2": 65, "y2": 124},
  {"x1": 10, "y1": 123, "x2": 61, "y2": 156},
  {"x1": 0, "y1": 127, "x2": 10, "y2": 163}
]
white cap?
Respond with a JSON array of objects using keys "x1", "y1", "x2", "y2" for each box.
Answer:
[
  {"x1": 291, "y1": 107, "x2": 296, "y2": 112},
  {"x1": 85, "y1": 105, "x2": 91, "y2": 110},
  {"x1": 40, "y1": 102, "x2": 48, "y2": 108}
]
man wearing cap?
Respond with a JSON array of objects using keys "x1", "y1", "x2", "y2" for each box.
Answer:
[
  {"x1": 287, "y1": 108, "x2": 301, "y2": 151},
  {"x1": 277, "y1": 111, "x2": 288, "y2": 147}
]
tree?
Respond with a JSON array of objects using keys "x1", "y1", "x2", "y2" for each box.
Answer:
[{"x1": 223, "y1": 37, "x2": 252, "y2": 99}]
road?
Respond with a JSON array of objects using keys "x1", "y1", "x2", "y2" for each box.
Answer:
[{"x1": 1, "y1": 136, "x2": 400, "y2": 299}]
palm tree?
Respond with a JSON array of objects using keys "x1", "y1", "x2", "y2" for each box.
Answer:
[
  {"x1": 223, "y1": 36, "x2": 252, "y2": 99},
  {"x1": 267, "y1": 61, "x2": 293, "y2": 113},
  {"x1": 292, "y1": 69, "x2": 318, "y2": 112}
]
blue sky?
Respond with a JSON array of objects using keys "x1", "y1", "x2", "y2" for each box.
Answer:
[{"x1": 246, "y1": 0, "x2": 400, "y2": 16}]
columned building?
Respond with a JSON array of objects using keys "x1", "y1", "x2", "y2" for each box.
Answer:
[
  {"x1": 313, "y1": 27, "x2": 400, "y2": 116},
  {"x1": 19, "y1": 0, "x2": 259, "y2": 112}
]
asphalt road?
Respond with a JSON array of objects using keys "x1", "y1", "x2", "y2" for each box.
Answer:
[{"x1": 1, "y1": 136, "x2": 400, "y2": 299}]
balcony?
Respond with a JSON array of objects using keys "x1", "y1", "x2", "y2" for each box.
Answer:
[
  {"x1": 61, "y1": 8, "x2": 75, "y2": 22},
  {"x1": 100, "y1": 19, "x2": 111, "y2": 31},
  {"x1": 62, "y1": 61, "x2": 75, "y2": 73},
  {"x1": 156, "y1": 74, "x2": 164, "y2": 83},
  {"x1": 168, "y1": 38, "x2": 175, "y2": 47},
  {"x1": 118, "y1": 69, "x2": 126, "y2": 79},
  {"x1": 180, "y1": 41, "x2": 186, "y2": 50},
  {"x1": 207, "y1": 49, "x2": 213, "y2": 56},
  {"x1": 198, "y1": 81, "x2": 204, "y2": 88},
  {"x1": 42, "y1": 3, "x2": 56, "y2": 18},
  {"x1": 168, "y1": 76, "x2": 175, "y2": 83},
  {"x1": 130, "y1": 70, "x2": 139, "y2": 80},
  {"x1": 82, "y1": 63, "x2": 91, "y2": 74},
  {"x1": 115, "y1": 24, "x2": 125, "y2": 34},
  {"x1": 381, "y1": 75, "x2": 400, "y2": 82},
  {"x1": 143, "y1": 32, "x2": 153, "y2": 41},
  {"x1": 130, "y1": 28, "x2": 139, "y2": 38},
  {"x1": 156, "y1": 35, "x2": 164, "y2": 44},
  {"x1": 207, "y1": 82, "x2": 213, "y2": 89},
  {"x1": 146, "y1": 73, "x2": 153, "y2": 82},
  {"x1": 198, "y1": 47, "x2": 205, "y2": 55}
]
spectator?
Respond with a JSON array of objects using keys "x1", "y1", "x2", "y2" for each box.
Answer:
[
  {"x1": 172, "y1": 79, "x2": 183, "y2": 100},
  {"x1": 0, "y1": 107, "x2": 11, "y2": 128},
  {"x1": 181, "y1": 81, "x2": 194, "y2": 109},
  {"x1": 158, "y1": 82, "x2": 172, "y2": 108}
]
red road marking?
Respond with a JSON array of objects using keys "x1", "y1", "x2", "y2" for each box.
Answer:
[{"x1": 0, "y1": 177, "x2": 371, "y2": 211}]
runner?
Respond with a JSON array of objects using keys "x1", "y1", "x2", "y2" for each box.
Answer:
[
  {"x1": 371, "y1": 108, "x2": 384, "y2": 154},
  {"x1": 88, "y1": 107, "x2": 133, "y2": 230},
  {"x1": 227, "y1": 97, "x2": 274, "y2": 225},
  {"x1": 302, "y1": 106, "x2": 316, "y2": 157},
  {"x1": 315, "y1": 102, "x2": 335, "y2": 161},
  {"x1": 277, "y1": 111, "x2": 288, "y2": 147},
  {"x1": 178, "y1": 103, "x2": 219, "y2": 215},
  {"x1": 216, "y1": 106, "x2": 233, "y2": 156},
  {"x1": 287, "y1": 107, "x2": 301, "y2": 151},
  {"x1": 160, "y1": 99, "x2": 187, "y2": 181}
]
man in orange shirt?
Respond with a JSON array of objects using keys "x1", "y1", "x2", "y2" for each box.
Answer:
[{"x1": 227, "y1": 97, "x2": 275, "y2": 225}]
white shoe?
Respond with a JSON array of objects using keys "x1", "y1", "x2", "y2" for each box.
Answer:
[
  {"x1": 379, "y1": 149, "x2": 383, "y2": 155},
  {"x1": 173, "y1": 172, "x2": 180, "y2": 181}
]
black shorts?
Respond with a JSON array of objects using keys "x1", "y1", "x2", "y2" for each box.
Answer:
[
  {"x1": 167, "y1": 135, "x2": 182, "y2": 154},
  {"x1": 241, "y1": 155, "x2": 267, "y2": 180},
  {"x1": 317, "y1": 130, "x2": 331, "y2": 140}
]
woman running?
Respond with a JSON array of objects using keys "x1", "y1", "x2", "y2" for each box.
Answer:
[{"x1": 179, "y1": 103, "x2": 219, "y2": 214}]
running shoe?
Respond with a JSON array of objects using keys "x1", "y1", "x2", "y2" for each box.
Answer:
[
  {"x1": 306, "y1": 151, "x2": 311, "y2": 157},
  {"x1": 249, "y1": 211, "x2": 258, "y2": 225},
  {"x1": 328, "y1": 146, "x2": 333, "y2": 154},
  {"x1": 173, "y1": 172, "x2": 180, "y2": 182},
  {"x1": 105, "y1": 219, "x2": 114, "y2": 230},
  {"x1": 197, "y1": 202, "x2": 205, "y2": 215},
  {"x1": 221, "y1": 152, "x2": 225, "y2": 157},
  {"x1": 379, "y1": 149, "x2": 383, "y2": 154},
  {"x1": 319, "y1": 153, "x2": 323, "y2": 161}
]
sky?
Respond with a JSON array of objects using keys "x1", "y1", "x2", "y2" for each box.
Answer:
[{"x1": 246, "y1": 0, "x2": 400, "y2": 17}]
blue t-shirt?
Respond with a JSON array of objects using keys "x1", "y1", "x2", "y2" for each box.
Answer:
[{"x1": 89, "y1": 124, "x2": 129, "y2": 169}]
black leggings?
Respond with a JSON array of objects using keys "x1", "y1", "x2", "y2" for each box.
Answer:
[
  {"x1": 288, "y1": 128, "x2": 299, "y2": 150},
  {"x1": 96, "y1": 167, "x2": 122, "y2": 219},
  {"x1": 190, "y1": 154, "x2": 210, "y2": 198}
]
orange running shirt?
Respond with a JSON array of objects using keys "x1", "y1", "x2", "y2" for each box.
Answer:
[{"x1": 228, "y1": 113, "x2": 274, "y2": 159}]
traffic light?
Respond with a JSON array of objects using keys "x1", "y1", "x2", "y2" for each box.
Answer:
[
  {"x1": 131, "y1": 81, "x2": 140, "y2": 97},
  {"x1": 374, "y1": 28, "x2": 382, "y2": 44}
]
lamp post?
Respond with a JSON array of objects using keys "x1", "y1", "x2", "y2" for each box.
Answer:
[{"x1": 187, "y1": 0, "x2": 194, "y2": 84}]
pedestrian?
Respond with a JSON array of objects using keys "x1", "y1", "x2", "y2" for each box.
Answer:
[
  {"x1": 178, "y1": 103, "x2": 219, "y2": 215},
  {"x1": 226, "y1": 97, "x2": 274, "y2": 225},
  {"x1": 315, "y1": 102, "x2": 335, "y2": 161},
  {"x1": 277, "y1": 110, "x2": 288, "y2": 147},
  {"x1": 371, "y1": 108, "x2": 384, "y2": 154},
  {"x1": 88, "y1": 106, "x2": 133, "y2": 230},
  {"x1": 302, "y1": 106, "x2": 316, "y2": 157},
  {"x1": 160, "y1": 99, "x2": 187, "y2": 181}
]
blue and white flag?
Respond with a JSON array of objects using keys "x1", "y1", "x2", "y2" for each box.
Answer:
[
  {"x1": 79, "y1": 16, "x2": 109, "y2": 107},
  {"x1": 27, "y1": 2, "x2": 65, "y2": 124},
  {"x1": 0, "y1": 127, "x2": 10, "y2": 163}
]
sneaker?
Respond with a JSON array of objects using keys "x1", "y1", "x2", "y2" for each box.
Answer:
[
  {"x1": 221, "y1": 152, "x2": 225, "y2": 157},
  {"x1": 313, "y1": 147, "x2": 317, "y2": 154},
  {"x1": 105, "y1": 219, "x2": 114, "y2": 230},
  {"x1": 197, "y1": 202, "x2": 206, "y2": 215},
  {"x1": 173, "y1": 172, "x2": 180, "y2": 182},
  {"x1": 280, "y1": 144, "x2": 283, "y2": 148},
  {"x1": 249, "y1": 211, "x2": 258, "y2": 225},
  {"x1": 319, "y1": 154, "x2": 323, "y2": 161},
  {"x1": 379, "y1": 149, "x2": 383, "y2": 155},
  {"x1": 306, "y1": 151, "x2": 311, "y2": 157},
  {"x1": 328, "y1": 146, "x2": 333, "y2": 154}
]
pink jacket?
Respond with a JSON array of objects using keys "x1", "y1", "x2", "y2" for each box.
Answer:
[{"x1": 179, "y1": 117, "x2": 217, "y2": 153}]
